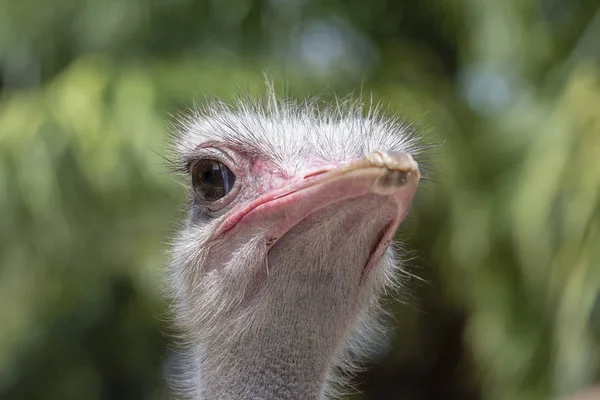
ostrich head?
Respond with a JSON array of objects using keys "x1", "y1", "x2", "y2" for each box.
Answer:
[{"x1": 168, "y1": 90, "x2": 423, "y2": 399}]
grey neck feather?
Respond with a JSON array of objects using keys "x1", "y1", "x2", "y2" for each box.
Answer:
[{"x1": 197, "y1": 328, "x2": 331, "y2": 399}]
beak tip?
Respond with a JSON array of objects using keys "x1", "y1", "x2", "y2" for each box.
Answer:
[{"x1": 364, "y1": 151, "x2": 421, "y2": 196}]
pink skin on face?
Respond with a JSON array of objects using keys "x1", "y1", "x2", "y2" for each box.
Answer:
[{"x1": 210, "y1": 151, "x2": 420, "y2": 281}]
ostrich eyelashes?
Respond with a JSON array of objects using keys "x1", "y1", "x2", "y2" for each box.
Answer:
[{"x1": 190, "y1": 159, "x2": 236, "y2": 201}]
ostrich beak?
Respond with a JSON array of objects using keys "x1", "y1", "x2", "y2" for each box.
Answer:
[{"x1": 213, "y1": 151, "x2": 420, "y2": 267}]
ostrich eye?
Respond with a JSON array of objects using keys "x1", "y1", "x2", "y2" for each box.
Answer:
[{"x1": 191, "y1": 159, "x2": 236, "y2": 202}]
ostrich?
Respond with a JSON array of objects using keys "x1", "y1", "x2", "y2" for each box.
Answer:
[{"x1": 167, "y1": 89, "x2": 423, "y2": 400}]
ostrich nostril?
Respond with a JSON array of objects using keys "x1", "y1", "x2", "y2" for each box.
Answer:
[
  {"x1": 394, "y1": 170, "x2": 410, "y2": 186},
  {"x1": 377, "y1": 170, "x2": 410, "y2": 189}
]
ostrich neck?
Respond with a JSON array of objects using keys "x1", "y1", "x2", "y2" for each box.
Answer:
[
  {"x1": 195, "y1": 252, "x2": 360, "y2": 400},
  {"x1": 197, "y1": 327, "x2": 333, "y2": 399}
]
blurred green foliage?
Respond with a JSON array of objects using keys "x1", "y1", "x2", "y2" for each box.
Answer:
[{"x1": 1, "y1": 0, "x2": 599, "y2": 399}]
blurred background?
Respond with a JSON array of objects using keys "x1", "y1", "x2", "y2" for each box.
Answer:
[{"x1": 1, "y1": 0, "x2": 599, "y2": 399}]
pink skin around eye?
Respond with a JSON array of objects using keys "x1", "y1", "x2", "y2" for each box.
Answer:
[
  {"x1": 248, "y1": 159, "x2": 295, "y2": 194},
  {"x1": 247, "y1": 157, "x2": 342, "y2": 195}
]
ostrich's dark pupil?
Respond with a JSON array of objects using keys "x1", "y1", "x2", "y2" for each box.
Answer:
[{"x1": 192, "y1": 160, "x2": 236, "y2": 201}]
